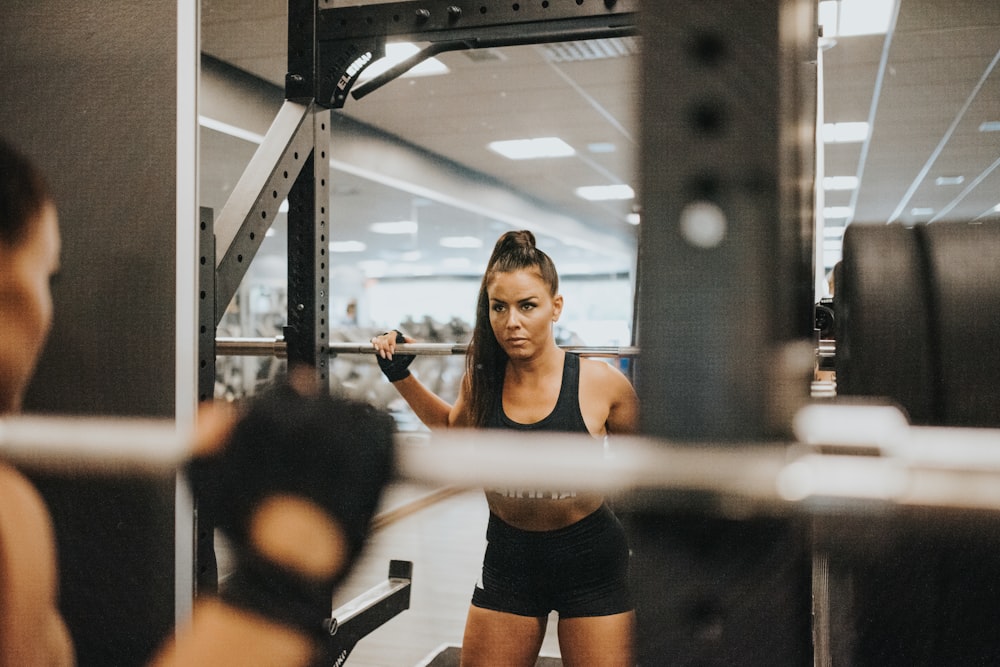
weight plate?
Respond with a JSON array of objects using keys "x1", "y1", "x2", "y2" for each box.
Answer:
[
  {"x1": 835, "y1": 224, "x2": 935, "y2": 423},
  {"x1": 921, "y1": 220, "x2": 1000, "y2": 427}
]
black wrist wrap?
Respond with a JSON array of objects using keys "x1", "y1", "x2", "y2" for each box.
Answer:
[{"x1": 376, "y1": 330, "x2": 415, "y2": 382}]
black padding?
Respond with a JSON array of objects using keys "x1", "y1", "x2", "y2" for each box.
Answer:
[
  {"x1": 921, "y1": 221, "x2": 1000, "y2": 427},
  {"x1": 835, "y1": 224, "x2": 935, "y2": 423}
]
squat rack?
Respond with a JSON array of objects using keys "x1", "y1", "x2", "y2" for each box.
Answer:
[{"x1": 202, "y1": 0, "x2": 820, "y2": 663}]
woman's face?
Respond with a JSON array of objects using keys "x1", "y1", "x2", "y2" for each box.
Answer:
[
  {"x1": 0, "y1": 203, "x2": 60, "y2": 413},
  {"x1": 487, "y1": 268, "x2": 562, "y2": 361}
]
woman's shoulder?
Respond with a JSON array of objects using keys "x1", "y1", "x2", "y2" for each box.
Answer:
[
  {"x1": 578, "y1": 355, "x2": 630, "y2": 383},
  {"x1": 0, "y1": 463, "x2": 50, "y2": 525}
]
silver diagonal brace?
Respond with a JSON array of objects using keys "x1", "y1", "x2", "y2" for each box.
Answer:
[{"x1": 213, "y1": 100, "x2": 317, "y2": 324}]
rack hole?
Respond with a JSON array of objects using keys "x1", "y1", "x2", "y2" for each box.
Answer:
[
  {"x1": 690, "y1": 30, "x2": 727, "y2": 66},
  {"x1": 689, "y1": 100, "x2": 726, "y2": 136}
]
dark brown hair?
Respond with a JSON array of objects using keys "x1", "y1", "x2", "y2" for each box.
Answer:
[
  {"x1": 0, "y1": 137, "x2": 51, "y2": 247},
  {"x1": 464, "y1": 230, "x2": 560, "y2": 427}
]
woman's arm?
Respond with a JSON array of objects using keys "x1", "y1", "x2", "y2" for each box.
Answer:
[
  {"x1": 372, "y1": 330, "x2": 464, "y2": 429},
  {"x1": 606, "y1": 372, "x2": 640, "y2": 435},
  {"x1": 390, "y1": 374, "x2": 455, "y2": 428},
  {"x1": 582, "y1": 359, "x2": 639, "y2": 435}
]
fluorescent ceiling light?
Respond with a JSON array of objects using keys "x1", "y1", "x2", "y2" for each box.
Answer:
[
  {"x1": 910, "y1": 207, "x2": 934, "y2": 217},
  {"x1": 442, "y1": 257, "x2": 472, "y2": 270},
  {"x1": 330, "y1": 240, "x2": 366, "y2": 252},
  {"x1": 575, "y1": 184, "x2": 635, "y2": 201},
  {"x1": 358, "y1": 260, "x2": 388, "y2": 276},
  {"x1": 488, "y1": 137, "x2": 575, "y2": 160},
  {"x1": 824, "y1": 206, "x2": 853, "y2": 219},
  {"x1": 357, "y1": 42, "x2": 449, "y2": 82},
  {"x1": 823, "y1": 122, "x2": 869, "y2": 143},
  {"x1": 587, "y1": 142, "x2": 617, "y2": 154},
  {"x1": 994, "y1": 203, "x2": 1000, "y2": 212},
  {"x1": 370, "y1": 220, "x2": 418, "y2": 234},
  {"x1": 400, "y1": 250, "x2": 422, "y2": 261},
  {"x1": 439, "y1": 236, "x2": 483, "y2": 249},
  {"x1": 979, "y1": 121, "x2": 1000, "y2": 132},
  {"x1": 818, "y1": 0, "x2": 894, "y2": 38},
  {"x1": 625, "y1": 212, "x2": 641, "y2": 225},
  {"x1": 823, "y1": 176, "x2": 859, "y2": 190},
  {"x1": 934, "y1": 175, "x2": 965, "y2": 186}
]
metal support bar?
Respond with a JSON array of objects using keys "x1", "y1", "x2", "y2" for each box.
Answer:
[
  {"x1": 325, "y1": 560, "x2": 413, "y2": 665},
  {"x1": 315, "y1": 0, "x2": 637, "y2": 108},
  {"x1": 284, "y1": 109, "x2": 332, "y2": 379},
  {"x1": 213, "y1": 100, "x2": 316, "y2": 324},
  {"x1": 197, "y1": 206, "x2": 219, "y2": 594},
  {"x1": 213, "y1": 337, "x2": 640, "y2": 358},
  {"x1": 198, "y1": 207, "x2": 216, "y2": 402}
]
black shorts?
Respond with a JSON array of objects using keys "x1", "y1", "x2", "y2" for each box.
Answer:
[{"x1": 471, "y1": 504, "x2": 633, "y2": 618}]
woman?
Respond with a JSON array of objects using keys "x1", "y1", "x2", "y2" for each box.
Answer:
[
  {"x1": 373, "y1": 230, "x2": 639, "y2": 666},
  {"x1": 0, "y1": 137, "x2": 394, "y2": 667},
  {"x1": 0, "y1": 137, "x2": 72, "y2": 666}
]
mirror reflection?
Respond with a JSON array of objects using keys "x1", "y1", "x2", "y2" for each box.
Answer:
[{"x1": 201, "y1": 37, "x2": 640, "y2": 416}]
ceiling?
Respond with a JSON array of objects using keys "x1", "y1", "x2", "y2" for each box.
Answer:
[{"x1": 200, "y1": 0, "x2": 1000, "y2": 281}]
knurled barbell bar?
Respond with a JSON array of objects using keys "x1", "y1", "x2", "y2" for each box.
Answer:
[{"x1": 214, "y1": 337, "x2": 641, "y2": 359}]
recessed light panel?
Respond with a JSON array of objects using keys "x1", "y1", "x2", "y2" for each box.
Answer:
[
  {"x1": 439, "y1": 236, "x2": 483, "y2": 249},
  {"x1": 330, "y1": 241, "x2": 366, "y2": 252},
  {"x1": 823, "y1": 176, "x2": 859, "y2": 190},
  {"x1": 488, "y1": 137, "x2": 575, "y2": 160},
  {"x1": 823, "y1": 122, "x2": 869, "y2": 143},
  {"x1": 823, "y1": 206, "x2": 853, "y2": 219},
  {"x1": 370, "y1": 220, "x2": 418, "y2": 234},
  {"x1": 819, "y1": 0, "x2": 894, "y2": 37},
  {"x1": 575, "y1": 184, "x2": 635, "y2": 201}
]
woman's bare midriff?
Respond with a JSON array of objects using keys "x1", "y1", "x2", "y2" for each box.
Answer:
[{"x1": 483, "y1": 491, "x2": 605, "y2": 531}]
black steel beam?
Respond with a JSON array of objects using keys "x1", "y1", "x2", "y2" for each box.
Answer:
[
  {"x1": 315, "y1": 0, "x2": 637, "y2": 108},
  {"x1": 285, "y1": 110, "x2": 332, "y2": 378}
]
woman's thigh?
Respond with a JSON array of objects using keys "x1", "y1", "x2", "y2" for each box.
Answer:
[
  {"x1": 557, "y1": 611, "x2": 636, "y2": 667},
  {"x1": 460, "y1": 605, "x2": 547, "y2": 667}
]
